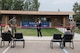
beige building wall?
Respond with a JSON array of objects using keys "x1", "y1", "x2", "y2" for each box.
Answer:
[
  {"x1": 63, "y1": 16, "x2": 69, "y2": 27},
  {"x1": 1, "y1": 15, "x2": 69, "y2": 27}
]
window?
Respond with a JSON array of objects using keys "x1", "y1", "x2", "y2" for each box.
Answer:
[
  {"x1": 22, "y1": 16, "x2": 35, "y2": 22},
  {"x1": 41, "y1": 17, "x2": 46, "y2": 22}
]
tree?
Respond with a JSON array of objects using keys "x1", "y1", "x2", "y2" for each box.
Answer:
[
  {"x1": 12, "y1": 0, "x2": 24, "y2": 10},
  {"x1": 0, "y1": 0, "x2": 40, "y2": 11},
  {"x1": 0, "y1": 0, "x2": 13, "y2": 10},
  {"x1": 73, "y1": 2, "x2": 80, "y2": 28},
  {"x1": 33, "y1": 0, "x2": 40, "y2": 11},
  {"x1": 24, "y1": 0, "x2": 31, "y2": 11},
  {"x1": 0, "y1": 0, "x2": 2, "y2": 9},
  {"x1": 73, "y1": 2, "x2": 80, "y2": 21},
  {"x1": 24, "y1": 0, "x2": 40, "y2": 11}
]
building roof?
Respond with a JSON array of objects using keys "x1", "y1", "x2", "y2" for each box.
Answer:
[{"x1": 0, "y1": 10, "x2": 74, "y2": 15}]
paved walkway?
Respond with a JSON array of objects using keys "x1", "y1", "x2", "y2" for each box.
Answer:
[{"x1": 1, "y1": 41, "x2": 80, "y2": 53}]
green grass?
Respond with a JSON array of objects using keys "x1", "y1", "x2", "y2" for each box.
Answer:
[
  {"x1": 16, "y1": 28, "x2": 63, "y2": 36},
  {"x1": 75, "y1": 29, "x2": 80, "y2": 34}
]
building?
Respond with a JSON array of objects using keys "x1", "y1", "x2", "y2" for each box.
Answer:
[{"x1": 0, "y1": 10, "x2": 74, "y2": 28}]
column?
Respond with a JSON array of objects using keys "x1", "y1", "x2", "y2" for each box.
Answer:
[
  {"x1": 2, "y1": 15, "x2": 9, "y2": 25},
  {"x1": 63, "y1": 17, "x2": 65, "y2": 27}
]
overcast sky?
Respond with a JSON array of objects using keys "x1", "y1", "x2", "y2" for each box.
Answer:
[{"x1": 38, "y1": 0, "x2": 80, "y2": 12}]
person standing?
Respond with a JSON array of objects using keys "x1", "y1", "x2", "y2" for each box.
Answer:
[
  {"x1": 70, "y1": 18, "x2": 76, "y2": 38},
  {"x1": 9, "y1": 17, "x2": 17, "y2": 35},
  {"x1": 36, "y1": 19, "x2": 42, "y2": 37}
]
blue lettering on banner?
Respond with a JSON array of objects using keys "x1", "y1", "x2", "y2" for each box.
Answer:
[{"x1": 21, "y1": 22, "x2": 50, "y2": 28}]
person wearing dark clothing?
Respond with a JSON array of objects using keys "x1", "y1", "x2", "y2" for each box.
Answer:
[
  {"x1": 63, "y1": 28, "x2": 72, "y2": 47},
  {"x1": 36, "y1": 20, "x2": 42, "y2": 37}
]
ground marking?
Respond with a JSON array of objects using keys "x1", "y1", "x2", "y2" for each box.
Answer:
[
  {"x1": 57, "y1": 43, "x2": 68, "y2": 53},
  {"x1": 2, "y1": 45, "x2": 11, "y2": 53}
]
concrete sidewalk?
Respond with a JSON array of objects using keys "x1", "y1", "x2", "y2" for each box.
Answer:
[
  {"x1": 23, "y1": 28, "x2": 80, "y2": 41},
  {"x1": 24, "y1": 36, "x2": 52, "y2": 41}
]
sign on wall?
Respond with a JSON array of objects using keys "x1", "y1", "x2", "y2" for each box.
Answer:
[
  {"x1": 69, "y1": 14, "x2": 73, "y2": 20},
  {"x1": 21, "y1": 22, "x2": 50, "y2": 28}
]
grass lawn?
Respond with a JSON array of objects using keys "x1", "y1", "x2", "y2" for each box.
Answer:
[
  {"x1": 16, "y1": 28, "x2": 63, "y2": 36},
  {"x1": 75, "y1": 29, "x2": 80, "y2": 34}
]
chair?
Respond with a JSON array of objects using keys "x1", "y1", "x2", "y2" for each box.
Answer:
[
  {"x1": 50, "y1": 34, "x2": 63, "y2": 49},
  {"x1": 62, "y1": 34, "x2": 74, "y2": 49},
  {"x1": 13, "y1": 33, "x2": 25, "y2": 48},
  {"x1": 1, "y1": 32, "x2": 12, "y2": 47}
]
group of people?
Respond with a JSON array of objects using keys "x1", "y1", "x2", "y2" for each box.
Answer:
[
  {"x1": 3, "y1": 17, "x2": 76, "y2": 39},
  {"x1": 36, "y1": 18, "x2": 76, "y2": 47},
  {"x1": 36, "y1": 18, "x2": 76, "y2": 38},
  {"x1": 3, "y1": 17, "x2": 43, "y2": 37},
  {"x1": 3, "y1": 17, "x2": 17, "y2": 36}
]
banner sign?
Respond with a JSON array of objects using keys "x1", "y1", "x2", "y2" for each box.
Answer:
[{"x1": 21, "y1": 22, "x2": 50, "y2": 28}]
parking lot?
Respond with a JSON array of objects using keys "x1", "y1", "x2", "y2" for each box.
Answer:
[{"x1": 0, "y1": 41, "x2": 80, "y2": 53}]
